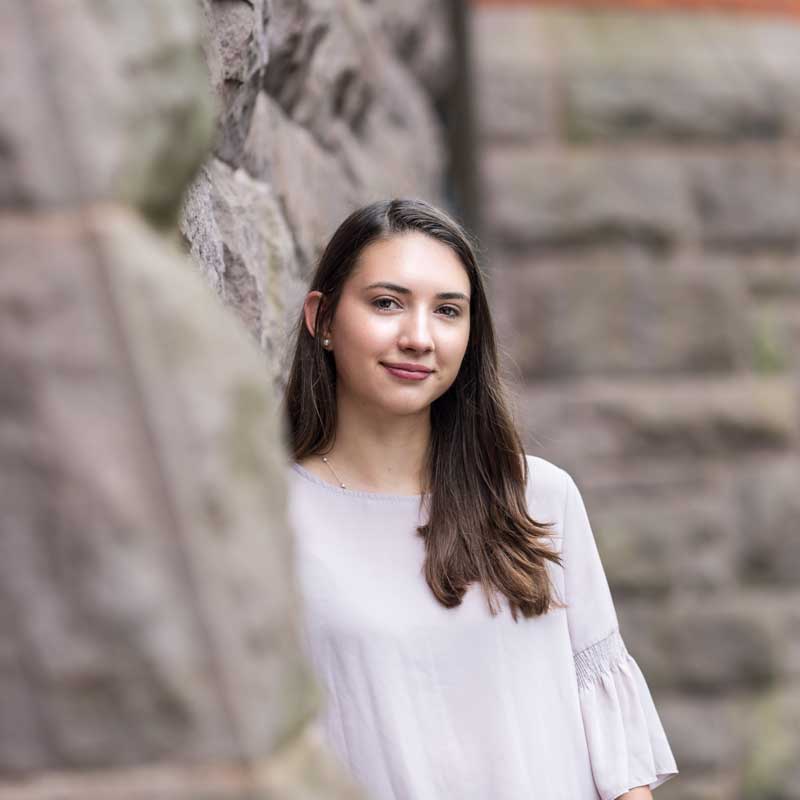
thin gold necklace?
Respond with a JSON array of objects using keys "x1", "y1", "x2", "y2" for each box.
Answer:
[{"x1": 320, "y1": 455, "x2": 347, "y2": 489}]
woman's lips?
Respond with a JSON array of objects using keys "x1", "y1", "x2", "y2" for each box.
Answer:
[{"x1": 382, "y1": 364, "x2": 432, "y2": 381}]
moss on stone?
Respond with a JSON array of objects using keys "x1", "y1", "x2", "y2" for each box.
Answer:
[
  {"x1": 741, "y1": 688, "x2": 798, "y2": 800},
  {"x1": 227, "y1": 380, "x2": 271, "y2": 480},
  {"x1": 751, "y1": 314, "x2": 789, "y2": 375}
]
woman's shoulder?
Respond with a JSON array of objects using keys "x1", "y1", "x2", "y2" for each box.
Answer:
[{"x1": 523, "y1": 453, "x2": 572, "y2": 508}]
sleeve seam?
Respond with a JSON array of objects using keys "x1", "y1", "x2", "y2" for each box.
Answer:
[{"x1": 573, "y1": 626, "x2": 625, "y2": 661}]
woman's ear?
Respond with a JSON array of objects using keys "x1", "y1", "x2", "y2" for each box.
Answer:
[{"x1": 303, "y1": 291, "x2": 331, "y2": 342}]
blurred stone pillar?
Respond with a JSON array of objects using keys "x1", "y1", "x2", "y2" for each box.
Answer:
[{"x1": 0, "y1": 1, "x2": 364, "y2": 797}]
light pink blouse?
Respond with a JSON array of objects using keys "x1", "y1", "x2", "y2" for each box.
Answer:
[{"x1": 288, "y1": 454, "x2": 678, "y2": 800}]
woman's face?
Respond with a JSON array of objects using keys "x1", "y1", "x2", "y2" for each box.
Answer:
[{"x1": 305, "y1": 232, "x2": 472, "y2": 418}]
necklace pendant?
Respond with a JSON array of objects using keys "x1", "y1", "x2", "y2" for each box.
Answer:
[{"x1": 321, "y1": 455, "x2": 346, "y2": 489}]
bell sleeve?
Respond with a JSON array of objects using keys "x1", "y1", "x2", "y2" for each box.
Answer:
[{"x1": 561, "y1": 471, "x2": 679, "y2": 800}]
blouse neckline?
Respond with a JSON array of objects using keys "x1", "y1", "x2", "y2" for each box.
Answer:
[{"x1": 291, "y1": 461, "x2": 426, "y2": 502}]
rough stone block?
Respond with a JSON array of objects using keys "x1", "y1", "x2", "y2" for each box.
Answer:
[
  {"x1": 691, "y1": 154, "x2": 800, "y2": 251},
  {"x1": 334, "y1": 53, "x2": 447, "y2": 205},
  {"x1": 263, "y1": 0, "x2": 445, "y2": 182},
  {"x1": 589, "y1": 375, "x2": 798, "y2": 458},
  {"x1": 551, "y1": 11, "x2": 800, "y2": 142},
  {"x1": 513, "y1": 375, "x2": 798, "y2": 470},
  {"x1": 366, "y1": 0, "x2": 454, "y2": 98},
  {"x1": 612, "y1": 604, "x2": 674, "y2": 690},
  {"x1": 664, "y1": 596, "x2": 780, "y2": 692},
  {"x1": 472, "y1": 8, "x2": 557, "y2": 143},
  {"x1": 657, "y1": 695, "x2": 747, "y2": 773},
  {"x1": 740, "y1": 253, "x2": 800, "y2": 298},
  {"x1": 198, "y1": 0, "x2": 271, "y2": 166},
  {"x1": 179, "y1": 156, "x2": 303, "y2": 387},
  {"x1": 483, "y1": 150, "x2": 693, "y2": 250},
  {"x1": 590, "y1": 489, "x2": 739, "y2": 598},
  {"x1": 733, "y1": 456, "x2": 800, "y2": 586},
  {"x1": 242, "y1": 93, "x2": 364, "y2": 270},
  {"x1": 490, "y1": 247, "x2": 751, "y2": 379}
]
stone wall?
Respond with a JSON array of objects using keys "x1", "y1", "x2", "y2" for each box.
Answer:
[
  {"x1": 475, "y1": 7, "x2": 800, "y2": 799},
  {"x1": 0, "y1": 0, "x2": 455, "y2": 797}
]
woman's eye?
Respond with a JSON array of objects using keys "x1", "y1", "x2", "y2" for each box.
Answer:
[{"x1": 372, "y1": 298, "x2": 461, "y2": 318}]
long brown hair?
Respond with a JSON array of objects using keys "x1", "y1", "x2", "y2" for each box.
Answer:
[{"x1": 280, "y1": 198, "x2": 564, "y2": 621}]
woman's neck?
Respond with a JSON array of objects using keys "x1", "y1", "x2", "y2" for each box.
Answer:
[{"x1": 314, "y1": 400, "x2": 431, "y2": 494}]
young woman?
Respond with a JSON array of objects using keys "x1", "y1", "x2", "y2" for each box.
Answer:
[{"x1": 280, "y1": 198, "x2": 678, "y2": 800}]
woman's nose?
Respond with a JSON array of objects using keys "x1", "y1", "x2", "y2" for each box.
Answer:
[{"x1": 399, "y1": 308, "x2": 434, "y2": 351}]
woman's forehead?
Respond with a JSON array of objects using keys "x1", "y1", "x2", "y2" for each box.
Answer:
[{"x1": 351, "y1": 234, "x2": 471, "y2": 293}]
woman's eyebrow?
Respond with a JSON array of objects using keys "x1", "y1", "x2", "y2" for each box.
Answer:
[{"x1": 363, "y1": 281, "x2": 470, "y2": 303}]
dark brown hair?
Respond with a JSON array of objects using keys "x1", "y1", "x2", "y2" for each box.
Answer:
[{"x1": 280, "y1": 198, "x2": 564, "y2": 621}]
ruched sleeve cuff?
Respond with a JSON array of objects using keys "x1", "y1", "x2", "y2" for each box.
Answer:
[{"x1": 574, "y1": 628, "x2": 679, "y2": 800}]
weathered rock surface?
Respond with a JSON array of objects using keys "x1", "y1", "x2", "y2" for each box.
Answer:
[
  {"x1": 0, "y1": 208, "x2": 319, "y2": 775},
  {"x1": 490, "y1": 247, "x2": 752, "y2": 378},
  {"x1": 179, "y1": 156, "x2": 305, "y2": 386}
]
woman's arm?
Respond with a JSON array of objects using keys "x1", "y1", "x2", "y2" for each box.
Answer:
[{"x1": 618, "y1": 786, "x2": 653, "y2": 799}]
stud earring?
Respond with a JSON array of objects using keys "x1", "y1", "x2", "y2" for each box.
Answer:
[{"x1": 322, "y1": 337, "x2": 331, "y2": 347}]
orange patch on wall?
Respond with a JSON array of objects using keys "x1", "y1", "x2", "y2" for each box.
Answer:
[{"x1": 474, "y1": 0, "x2": 800, "y2": 15}]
